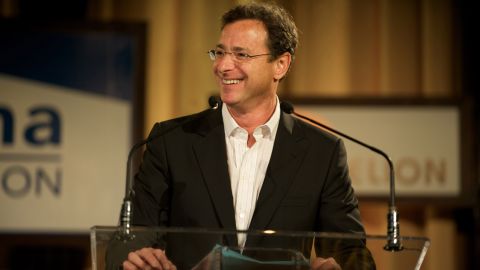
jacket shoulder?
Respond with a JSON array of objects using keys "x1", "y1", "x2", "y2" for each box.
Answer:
[
  {"x1": 289, "y1": 113, "x2": 340, "y2": 145},
  {"x1": 148, "y1": 108, "x2": 221, "y2": 139}
]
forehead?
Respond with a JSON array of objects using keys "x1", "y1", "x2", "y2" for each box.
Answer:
[{"x1": 218, "y1": 19, "x2": 268, "y2": 51}]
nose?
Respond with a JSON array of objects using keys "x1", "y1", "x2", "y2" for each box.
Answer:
[{"x1": 215, "y1": 53, "x2": 236, "y2": 73}]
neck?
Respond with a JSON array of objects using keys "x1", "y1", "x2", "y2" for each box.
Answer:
[{"x1": 227, "y1": 96, "x2": 276, "y2": 135}]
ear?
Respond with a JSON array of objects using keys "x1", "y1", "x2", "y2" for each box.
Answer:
[{"x1": 273, "y1": 52, "x2": 292, "y2": 81}]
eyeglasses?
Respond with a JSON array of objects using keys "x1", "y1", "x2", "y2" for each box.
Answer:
[{"x1": 207, "y1": 49, "x2": 271, "y2": 61}]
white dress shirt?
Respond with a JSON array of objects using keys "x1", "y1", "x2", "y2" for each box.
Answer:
[{"x1": 222, "y1": 98, "x2": 281, "y2": 247}]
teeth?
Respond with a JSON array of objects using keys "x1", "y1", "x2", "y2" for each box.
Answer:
[{"x1": 223, "y1": 79, "x2": 240, "y2": 85}]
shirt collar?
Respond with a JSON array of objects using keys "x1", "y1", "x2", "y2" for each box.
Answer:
[{"x1": 222, "y1": 96, "x2": 281, "y2": 138}]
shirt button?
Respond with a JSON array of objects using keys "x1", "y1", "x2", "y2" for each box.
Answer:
[{"x1": 239, "y1": 213, "x2": 245, "y2": 219}]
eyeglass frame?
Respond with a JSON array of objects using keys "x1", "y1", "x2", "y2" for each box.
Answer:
[{"x1": 207, "y1": 49, "x2": 271, "y2": 62}]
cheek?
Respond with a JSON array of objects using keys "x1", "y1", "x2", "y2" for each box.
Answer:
[{"x1": 253, "y1": 64, "x2": 274, "y2": 80}]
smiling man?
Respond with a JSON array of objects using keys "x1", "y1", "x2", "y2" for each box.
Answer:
[{"x1": 121, "y1": 2, "x2": 374, "y2": 270}]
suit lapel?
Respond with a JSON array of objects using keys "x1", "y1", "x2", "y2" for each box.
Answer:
[
  {"x1": 191, "y1": 109, "x2": 237, "y2": 237},
  {"x1": 248, "y1": 113, "x2": 309, "y2": 241}
]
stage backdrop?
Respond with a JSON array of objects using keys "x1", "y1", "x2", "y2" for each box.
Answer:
[{"x1": 0, "y1": 21, "x2": 145, "y2": 232}]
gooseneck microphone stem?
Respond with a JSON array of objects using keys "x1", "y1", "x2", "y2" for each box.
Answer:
[
  {"x1": 118, "y1": 139, "x2": 149, "y2": 240},
  {"x1": 280, "y1": 101, "x2": 402, "y2": 251}
]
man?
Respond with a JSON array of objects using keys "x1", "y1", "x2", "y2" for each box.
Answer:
[{"x1": 122, "y1": 2, "x2": 373, "y2": 270}]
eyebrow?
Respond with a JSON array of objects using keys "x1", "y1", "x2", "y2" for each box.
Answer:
[{"x1": 215, "y1": 44, "x2": 247, "y2": 52}]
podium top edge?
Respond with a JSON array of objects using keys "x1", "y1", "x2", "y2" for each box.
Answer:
[{"x1": 90, "y1": 225, "x2": 430, "y2": 242}]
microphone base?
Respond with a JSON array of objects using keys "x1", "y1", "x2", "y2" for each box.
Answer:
[
  {"x1": 114, "y1": 226, "x2": 136, "y2": 242},
  {"x1": 384, "y1": 208, "x2": 403, "y2": 251},
  {"x1": 117, "y1": 199, "x2": 135, "y2": 241}
]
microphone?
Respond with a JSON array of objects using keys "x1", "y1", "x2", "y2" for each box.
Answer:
[
  {"x1": 117, "y1": 96, "x2": 222, "y2": 240},
  {"x1": 280, "y1": 101, "x2": 402, "y2": 251},
  {"x1": 209, "y1": 95, "x2": 221, "y2": 109}
]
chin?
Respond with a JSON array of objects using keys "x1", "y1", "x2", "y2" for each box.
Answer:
[
  {"x1": 220, "y1": 99, "x2": 236, "y2": 107},
  {"x1": 219, "y1": 93, "x2": 237, "y2": 105}
]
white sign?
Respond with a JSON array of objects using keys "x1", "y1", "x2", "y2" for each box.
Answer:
[
  {"x1": 0, "y1": 74, "x2": 130, "y2": 232},
  {"x1": 297, "y1": 104, "x2": 460, "y2": 197}
]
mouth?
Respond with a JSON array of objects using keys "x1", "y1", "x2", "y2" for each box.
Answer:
[{"x1": 222, "y1": 79, "x2": 242, "y2": 85}]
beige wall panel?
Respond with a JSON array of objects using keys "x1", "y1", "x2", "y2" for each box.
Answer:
[
  {"x1": 380, "y1": 0, "x2": 422, "y2": 96},
  {"x1": 348, "y1": 0, "x2": 381, "y2": 96},
  {"x1": 422, "y1": 0, "x2": 453, "y2": 97},
  {"x1": 424, "y1": 208, "x2": 456, "y2": 270},
  {"x1": 289, "y1": 0, "x2": 350, "y2": 97}
]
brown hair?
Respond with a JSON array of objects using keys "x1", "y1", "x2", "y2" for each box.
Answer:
[{"x1": 221, "y1": 2, "x2": 298, "y2": 62}]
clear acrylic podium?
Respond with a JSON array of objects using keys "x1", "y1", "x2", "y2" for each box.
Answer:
[{"x1": 91, "y1": 226, "x2": 429, "y2": 270}]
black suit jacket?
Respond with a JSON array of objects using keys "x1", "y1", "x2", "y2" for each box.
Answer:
[{"x1": 129, "y1": 105, "x2": 372, "y2": 269}]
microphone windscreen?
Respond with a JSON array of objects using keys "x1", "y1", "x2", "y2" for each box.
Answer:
[
  {"x1": 280, "y1": 101, "x2": 294, "y2": 114},
  {"x1": 208, "y1": 96, "x2": 220, "y2": 109}
]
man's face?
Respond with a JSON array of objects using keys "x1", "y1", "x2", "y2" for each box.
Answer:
[{"x1": 213, "y1": 19, "x2": 278, "y2": 110}]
